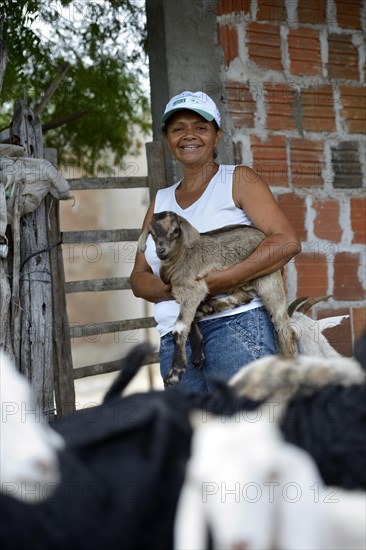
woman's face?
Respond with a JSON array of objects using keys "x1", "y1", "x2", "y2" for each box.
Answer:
[{"x1": 164, "y1": 110, "x2": 222, "y2": 166}]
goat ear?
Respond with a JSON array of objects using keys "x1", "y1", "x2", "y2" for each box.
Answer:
[
  {"x1": 137, "y1": 227, "x2": 150, "y2": 253},
  {"x1": 179, "y1": 217, "x2": 199, "y2": 248},
  {"x1": 318, "y1": 314, "x2": 349, "y2": 333}
]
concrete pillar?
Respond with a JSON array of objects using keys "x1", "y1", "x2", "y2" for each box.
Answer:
[{"x1": 146, "y1": 0, "x2": 233, "y2": 185}]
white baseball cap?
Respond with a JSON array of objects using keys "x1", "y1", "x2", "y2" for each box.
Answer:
[{"x1": 161, "y1": 91, "x2": 221, "y2": 127}]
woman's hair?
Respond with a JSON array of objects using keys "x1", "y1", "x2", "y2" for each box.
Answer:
[{"x1": 161, "y1": 119, "x2": 220, "y2": 135}]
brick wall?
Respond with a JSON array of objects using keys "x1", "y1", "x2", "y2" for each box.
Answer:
[{"x1": 215, "y1": 0, "x2": 365, "y2": 353}]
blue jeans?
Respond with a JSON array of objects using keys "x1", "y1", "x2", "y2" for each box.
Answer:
[{"x1": 159, "y1": 306, "x2": 278, "y2": 393}]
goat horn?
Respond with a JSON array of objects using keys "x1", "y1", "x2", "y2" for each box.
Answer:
[
  {"x1": 288, "y1": 296, "x2": 309, "y2": 316},
  {"x1": 297, "y1": 295, "x2": 332, "y2": 314}
]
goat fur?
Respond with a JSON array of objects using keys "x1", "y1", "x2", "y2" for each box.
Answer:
[
  {"x1": 1, "y1": 344, "x2": 365, "y2": 549},
  {"x1": 174, "y1": 413, "x2": 366, "y2": 550},
  {"x1": 229, "y1": 354, "x2": 365, "y2": 403},
  {"x1": 138, "y1": 211, "x2": 295, "y2": 385},
  {"x1": 288, "y1": 295, "x2": 349, "y2": 357},
  {"x1": 0, "y1": 351, "x2": 64, "y2": 502}
]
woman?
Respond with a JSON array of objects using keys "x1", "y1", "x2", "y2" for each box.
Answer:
[{"x1": 130, "y1": 91, "x2": 301, "y2": 393}]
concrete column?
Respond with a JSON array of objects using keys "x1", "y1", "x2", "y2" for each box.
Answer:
[{"x1": 146, "y1": 0, "x2": 233, "y2": 185}]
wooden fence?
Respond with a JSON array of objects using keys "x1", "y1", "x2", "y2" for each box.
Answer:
[
  {"x1": 2, "y1": 99, "x2": 167, "y2": 417},
  {"x1": 62, "y1": 141, "x2": 166, "y2": 384}
]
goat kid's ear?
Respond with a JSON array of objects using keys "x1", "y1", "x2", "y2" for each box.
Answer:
[
  {"x1": 180, "y1": 218, "x2": 200, "y2": 248},
  {"x1": 137, "y1": 227, "x2": 150, "y2": 253}
]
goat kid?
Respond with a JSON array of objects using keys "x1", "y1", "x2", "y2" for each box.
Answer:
[
  {"x1": 138, "y1": 211, "x2": 295, "y2": 386},
  {"x1": 0, "y1": 351, "x2": 64, "y2": 502}
]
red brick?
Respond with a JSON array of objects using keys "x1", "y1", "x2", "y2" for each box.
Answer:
[
  {"x1": 350, "y1": 197, "x2": 366, "y2": 244},
  {"x1": 339, "y1": 85, "x2": 366, "y2": 134},
  {"x1": 251, "y1": 135, "x2": 288, "y2": 186},
  {"x1": 352, "y1": 307, "x2": 366, "y2": 342},
  {"x1": 226, "y1": 82, "x2": 256, "y2": 128},
  {"x1": 335, "y1": 0, "x2": 362, "y2": 30},
  {"x1": 317, "y1": 307, "x2": 352, "y2": 356},
  {"x1": 290, "y1": 138, "x2": 324, "y2": 187},
  {"x1": 277, "y1": 194, "x2": 306, "y2": 241},
  {"x1": 301, "y1": 86, "x2": 336, "y2": 132},
  {"x1": 265, "y1": 83, "x2": 297, "y2": 131},
  {"x1": 313, "y1": 200, "x2": 342, "y2": 243},
  {"x1": 295, "y1": 253, "x2": 329, "y2": 297},
  {"x1": 328, "y1": 34, "x2": 359, "y2": 81},
  {"x1": 218, "y1": 24, "x2": 239, "y2": 66},
  {"x1": 257, "y1": 0, "x2": 286, "y2": 22},
  {"x1": 216, "y1": 0, "x2": 251, "y2": 15},
  {"x1": 288, "y1": 29, "x2": 322, "y2": 77},
  {"x1": 247, "y1": 23, "x2": 282, "y2": 72},
  {"x1": 331, "y1": 141, "x2": 363, "y2": 188},
  {"x1": 333, "y1": 252, "x2": 365, "y2": 300},
  {"x1": 297, "y1": 0, "x2": 327, "y2": 24}
]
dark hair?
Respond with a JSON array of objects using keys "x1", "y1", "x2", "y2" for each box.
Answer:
[{"x1": 161, "y1": 117, "x2": 220, "y2": 135}]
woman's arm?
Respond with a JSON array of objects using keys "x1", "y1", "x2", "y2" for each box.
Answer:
[
  {"x1": 130, "y1": 200, "x2": 173, "y2": 303},
  {"x1": 202, "y1": 166, "x2": 301, "y2": 296}
]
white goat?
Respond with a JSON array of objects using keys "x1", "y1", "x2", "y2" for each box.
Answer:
[
  {"x1": 138, "y1": 211, "x2": 296, "y2": 386},
  {"x1": 288, "y1": 295, "x2": 349, "y2": 357},
  {"x1": 174, "y1": 414, "x2": 366, "y2": 550},
  {"x1": 0, "y1": 351, "x2": 64, "y2": 503}
]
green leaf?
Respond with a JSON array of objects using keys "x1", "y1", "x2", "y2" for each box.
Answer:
[{"x1": 0, "y1": 0, "x2": 150, "y2": 172}]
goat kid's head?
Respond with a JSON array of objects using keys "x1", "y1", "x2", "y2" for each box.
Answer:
[{"x1": 137, "y1": 211, "x2": 199, "y2": 260}]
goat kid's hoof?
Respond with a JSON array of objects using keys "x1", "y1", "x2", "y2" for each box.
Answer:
[
  {"x1": 198, "y1": 303, "x2": 215, "y2": 315},
  {"x1": 191, "y1": 350, "x2": 205, "y2": 369},
  {"x1": 194, "y1": 311, "x2": 204, "y2": 320},
  {"x1": 164, "y1": 369, "x2": 183, "y2": 387}
]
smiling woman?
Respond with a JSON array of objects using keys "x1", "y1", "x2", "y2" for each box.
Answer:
[{"x1": 130, "y1": 90, "x2": 301, "y2": 393}]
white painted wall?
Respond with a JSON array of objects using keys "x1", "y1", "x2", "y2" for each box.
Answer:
[{"x1": 60, "y1": 130, "x2": 163, "y2": 407}]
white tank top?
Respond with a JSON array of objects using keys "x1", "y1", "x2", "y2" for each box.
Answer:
[{"x1": 144, "y1": 164, "x2": 263, "y2": 336}]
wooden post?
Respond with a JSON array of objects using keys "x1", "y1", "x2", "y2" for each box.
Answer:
[
  {"x1": 10, "y1": 99, "x2": 55, "y2": 420},
  {"x1": 0, "y1": 17, "x2": 10, "y2": 354},
  {"x1": 11, "y1": 184, "x2": 22, "y2": 365},
  {"x1": 144, "y1": 141, "x2": 167, "y2": 387},
  {"x1": 146, "y1": 141, "x2": 168, "y2": 199},
  {"x1": 0, "y1": 16, "x2": 7, "y2": 93},
  {"x1": 44, "y1": 148, "x2": 75, "y2": 415},
  {"x1": 0, "y1": 259, "x2": 12, "y2": 354}
]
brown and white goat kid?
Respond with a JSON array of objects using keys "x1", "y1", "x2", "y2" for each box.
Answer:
[{"x1": 138, "y1": 211, "x2": 296, "y2": 386}]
